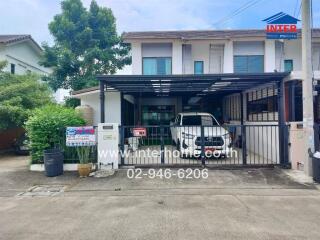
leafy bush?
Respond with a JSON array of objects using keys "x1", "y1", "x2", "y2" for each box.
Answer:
[
  {"x1": 64, "y1": 97, "x2": 81, "y2": 108},
  {"x1": 0, "y1": 71, "x2": 52, "y2": 130},
  {"x1": 26, "y1": 105, "x2": 86, "y2": 163}
]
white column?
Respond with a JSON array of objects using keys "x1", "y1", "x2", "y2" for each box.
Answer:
[
  {"x1": 223, "y1": 40, "x2": 233, "y2": 73},
  {"x1": 131, "y1": 42, "x2": 142, "y2": 74},
  {"x1": 172, "y1": 41, "x2": 182, "y2": 74},
  {"x1": 265, "y1": 40, "x2": 276, "y2": 72},
  {"x1": 105, "y1": 92, "x2": 121, "y2": 124},
  {"x1": 302, "y1": 0, "x2": 314, "y2": 176}
]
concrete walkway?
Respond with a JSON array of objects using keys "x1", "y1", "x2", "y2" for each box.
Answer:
[{"x1": 0, "y1": 154, "x2": 320, "y2": 240}]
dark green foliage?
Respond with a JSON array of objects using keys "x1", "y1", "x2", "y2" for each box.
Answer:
[
  {"x1": 25, "y1": 105, "x2": 86, "y2": 162},
  {"x1": 0, "y1": 71, "x2": 52, "y2": 130},
  {"x1": 40, "y1": 0, "x2": 131, "y2": 91},
  {"x1": 64, "y1": 97, "x2": 81, "y2": 108}
]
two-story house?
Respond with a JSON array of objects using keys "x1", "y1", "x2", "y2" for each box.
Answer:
[
  {"x1": 0, "y1": 35, "x2": 50, "y2": 74},
  {"x1": 72, "y1": 29, "x2": 320, "y2": 169},
  {"x1": 0, "y1": 35, "x2": 70, "y2": 103},
  {"x1": 73, "y1": 29, "x2": 320, "y2": 124}
]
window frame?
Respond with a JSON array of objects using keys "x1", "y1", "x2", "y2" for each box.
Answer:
[
  {"x1": 246, "y1": 86, "x2": 278, "y2": 122},
  {"x1": 142, "y1": 57, "x2": 172, "y2": 75},
  {"x1": 233, "y1": 55, "x2": 264, "y2": 73},
  {"x1": 284, "y1": 59, "x2": 293, "y2": 72},
  {"x1": 194, "y1": 60, "x2": 204, "y2": 74},
  {"x1": 10, "y1": 63, "x2": 15, "y2": 74}
]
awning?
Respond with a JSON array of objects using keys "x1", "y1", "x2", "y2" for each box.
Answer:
[{"x1": 97, "y1": 72, "x2": 289, "y2": 96}]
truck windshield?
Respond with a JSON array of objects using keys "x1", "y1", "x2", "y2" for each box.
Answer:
[{"x1": 182, "y1": 115, "x2": 218, "y2": 126}]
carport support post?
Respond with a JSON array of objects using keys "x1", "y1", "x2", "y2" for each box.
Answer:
[
  {"x1": 240, "y1": 92, "x2": 247, "y2": 165},
  {"x1": 120, "y1": 92, "x2": 125, "y2": 165},
  {"x1": 99, "y1": 81, "x2": 105, "y2": 123},
  {"x1": 278, "y1": 80, "x2": 289, "y2": 166}
]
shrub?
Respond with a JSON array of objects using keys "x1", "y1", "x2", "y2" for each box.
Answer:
[
  {"x1": 26, "y1": 105, "x2": 86, "y2": 163},
  {"x1": 64, "y1": 97, "x2": 81, "y2": 108},
  {"x1": 0, "y1": 71, "x2": 52, "y2": 130}
]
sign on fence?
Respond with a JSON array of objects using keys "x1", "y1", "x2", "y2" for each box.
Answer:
[
  {"x1": 132, "y1": 127, "x2": 147, "y2": 137},
  {"x1": 66, "y1": 126, "x2": 96, "y2": 147}
]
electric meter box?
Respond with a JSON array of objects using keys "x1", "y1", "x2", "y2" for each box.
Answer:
[{"x1": 97, "y1": 123, "x2": 120, "y2": 169}]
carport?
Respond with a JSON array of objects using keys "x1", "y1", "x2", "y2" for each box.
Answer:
[{"x1": 97, "y1": 72, "x2": 289, "y2": 167}]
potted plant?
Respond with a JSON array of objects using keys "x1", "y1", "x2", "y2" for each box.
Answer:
[{"x1": 76, "y1": 146, "x2": 92, "y2": 177}]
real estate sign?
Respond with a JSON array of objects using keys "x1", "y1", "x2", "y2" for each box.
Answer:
[
  {"x1": 263, "y1": 12, "x2": 300, "y2": 40},
  {"x1": 66, "y1": 126, "x2": 96, "y2": 147},
  {"x1": 132, "y1": 127, "x2": 147, "y2": 137}
]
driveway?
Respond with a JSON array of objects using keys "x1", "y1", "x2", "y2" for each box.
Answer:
[{"x1": 0, "y1": 154, "x2": 319, "y2": 240}]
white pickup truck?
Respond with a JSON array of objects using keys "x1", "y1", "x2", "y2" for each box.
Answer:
[{"x1": 170, "y1": 112, "x2": 231, "y2": 158}]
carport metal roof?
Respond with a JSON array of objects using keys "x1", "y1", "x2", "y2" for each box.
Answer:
[{"x1": 97, "y1": 72, "x2": 289, "y2": 96}]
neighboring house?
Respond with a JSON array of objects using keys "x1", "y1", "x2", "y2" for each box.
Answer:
[
  {"x1": 0, "y1": 35, "x2": 50, "y2": 75},
  {"x1": 0, "y1": 35, "x2": 69, "y2": 103},
  {"x1": 0, "y1": 35, "x2": 67, "y2": 150},
  {"x1": 72, "y1": 29, "x2": 320, "y2": 169}
]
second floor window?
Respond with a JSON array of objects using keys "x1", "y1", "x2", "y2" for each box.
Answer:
[
  {"x1": 10, "y1": 63, "x2": 15, "y2": 74},
  {"x1": 194, "y1": 61, "x2": 204, "y2": 74},
  {"x1": 143, "y1": 57, "x2": 172, "y2": 75},
  {"x1": 284, "y1": 59, "x2": 293, "y2": 72},
  {"x1": 234, "y1": 55, "x2": 264, "y2": 73}
]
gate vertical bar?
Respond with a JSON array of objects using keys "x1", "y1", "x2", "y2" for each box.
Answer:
[
  {"x1": 200, "y1": 126, "x2": 205, "y2": 166},
  {"x1": 99, "y1": 81, "x2": 105, "y2": 123},
  {"x1": 160, "y1": 125, "x2": 165, "y2": 164},
  {"x1": 241, "y1": 125, "x2": 247, "y2": 165},
  {"x1": 119, "y1": 126, "x2": 125, "y2": 165}
]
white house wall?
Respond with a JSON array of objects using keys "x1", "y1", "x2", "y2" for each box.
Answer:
[
  {"x1": 129, "y1": 37, "x2": 320, "y2": 76},
  {"x1": 233, "y1": 41, "x2": 265, "y2": 55},
  {"x1": 0, "y1": 41, "x2": 50, "y2": 75},
  {"x1": 284, "y1": 40, "x2": 302, "y2": 71},
  {"x1": 131, "y1": 42, "x2": 142, "y2": 74},
  {"x1": 80, "y1": 91, "x2": 121, "y2": 126}
]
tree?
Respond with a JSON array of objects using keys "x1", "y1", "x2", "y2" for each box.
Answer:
[
  {"x1": 40, "y1": 0, "x2": 131, "y2": 91},
  {"x1": 0, "y1": 69, "x2": 52, "y2": 130}
]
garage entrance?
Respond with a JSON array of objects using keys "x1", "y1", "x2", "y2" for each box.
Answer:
[
  {"x1": 119, "y1": 124, "x2": 285, "y2": 167},
  {"x1": 98, "y1": 73, "x2": 290, "y2": 168}
]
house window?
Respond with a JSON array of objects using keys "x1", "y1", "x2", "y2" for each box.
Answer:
[
  {"x1": 286, "y1": 81, "x2": 302, "y2": 121},
  {"x1": 234, "y1": 55, "x2": 264, "y2": 73},
  {"x1": 10, "y1": 64, "x2": 15, "y2": 74},
  {"x1": 284, "y1": 59, "x2": 293, "y2": 72},
  {"x1": 246, "y1": 86, "x2": 278, "y2": 121},
  {"x1": 194, "y1": 61, "x2": 204, "y2": 74},
  {"x1": 142, "y1": 57, "x2": 172, "y2": 75}
]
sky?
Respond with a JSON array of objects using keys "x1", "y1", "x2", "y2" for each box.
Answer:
[{"x1": 0, "y1": 0, "x2": 319, "y2": 46}]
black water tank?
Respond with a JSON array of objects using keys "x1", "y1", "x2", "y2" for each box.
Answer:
[
  {"x1": 43, "y1": 149, "x2": 64, "y2": 177},
  {"x1": 312, "y1": 152, "x2": 320, "y2": 183}
]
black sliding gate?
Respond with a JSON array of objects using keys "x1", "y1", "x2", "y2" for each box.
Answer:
[{"x1": 119, "y1": 124, "x2": 289, "y2": 167}]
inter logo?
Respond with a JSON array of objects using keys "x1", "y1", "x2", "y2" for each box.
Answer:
[{"x1": 263, "y1": 12, "x2": 300, "y2": 39}]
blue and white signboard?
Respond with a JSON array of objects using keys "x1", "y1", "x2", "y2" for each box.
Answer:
[
  {"x1": 263, "y1": 12, "x2": 300, "y2": 40},
  {"x1": 66, "y1": 126, "x2": 96, "y2": 147}
]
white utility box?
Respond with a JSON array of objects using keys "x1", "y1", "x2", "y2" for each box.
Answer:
[{"x1": 97, "y1": 123, "x2": 120, "y2": 169}]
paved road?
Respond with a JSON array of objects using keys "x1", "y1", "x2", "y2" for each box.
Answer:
[{"x1": 0, "y1": 154, "x2": 320, "y2": 240}]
